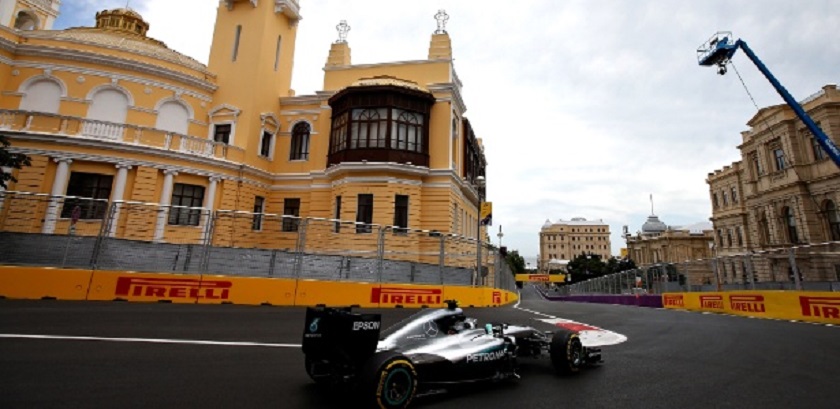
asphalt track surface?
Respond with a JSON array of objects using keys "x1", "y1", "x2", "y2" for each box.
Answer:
[{"x1": 1, "y1": 286, "x2": 838, "y2": 409}]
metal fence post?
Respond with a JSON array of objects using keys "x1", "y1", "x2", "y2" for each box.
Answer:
[
  {"x1": 710, "y1": 257, "x2": 721, "y2": 292},
  {"x1": 745, "y1": 253, "x2": 756, "y2": 290},
  {"x1": 293, "y1": 218, "x2": 308, "y2": 279},
  {"x1": 199, "y1": 210, "x2": 216, "y2": 274},
  {"x1": 788, "y1": 247, "x2": 802, "y2": 291},
  {"x1": 89, "y1": 201, "x2": 118, "y2": 270},
  {"x1": 376, "y1": 226, "x2": 385, "y2": 283},
  {"x1": 438, "y1": 234, "x2": 445, "y2": 285}
]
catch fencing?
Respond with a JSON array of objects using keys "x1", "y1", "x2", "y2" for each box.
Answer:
[
  {"x1": 553, "y1": 242, "x2": 840, "y2": 295},
  {"x1": 0, "y1": 191, "x2": 516, "y2": 292}
]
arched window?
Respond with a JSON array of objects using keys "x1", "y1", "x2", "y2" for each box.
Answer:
[
  {"x1": 783, "y1": 206, "x2": 798, "y2": 244},
  {"x1": 84, "y1": 88, "x2": 130, "y2": 140},
  {"x1": 391, "y1": 110, "x2": 423, "y2": 151},
  {"x1": 330, "y1": 112, "x2": 348, "y2": 154},
  {"x1": 155, "y1": 100, "x2": 190, "y2": 135},
  {"x1": 351, "y1": 109, "x2": 387, "y2": 149},
  {"x1": 824, "y1": 200, "x2": 840, "y2": 241},
  {"x1": 290, "y1": 122, "x2": 311, "y2": 161},
  {"x1": 14, "y1": 11, "x2": 38, "y2": 30},
  {"x1": 19, "y1": 78, "x2": 62, "y2": 114}
]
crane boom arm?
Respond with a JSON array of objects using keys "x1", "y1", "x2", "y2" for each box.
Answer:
[{"x1": 732, "y1": 39, "x2": 840, "y2": 168}]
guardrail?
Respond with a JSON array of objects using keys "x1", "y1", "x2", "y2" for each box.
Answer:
[
  {"x1": 0, "y1": 191, "x2": 517, "y2": 292},
  {"x1": 552, "y1": 242, "x2": 840, "y2": 295}
]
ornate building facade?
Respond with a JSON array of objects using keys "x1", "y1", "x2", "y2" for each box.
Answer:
[
  {"x1": 623, "y1": 214, "x2": 714, "y2": 267},
  {"x1": 538, "y1": 217, "x2": 611, "y2": 270},
  {"x1": 707, "y1": 84, "x2": 840, "y2": 282},
  {"x1": 0, "y1": 1, "x2": 488, "y2": 264}
]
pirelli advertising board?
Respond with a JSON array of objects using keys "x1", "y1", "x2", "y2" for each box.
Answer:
[
  {"x1": 0, "y1": 266, "x2": 518, "y2": 308},
  {"x1": 515, "y1": 274, "x2": 567, "y2": 283},
  {"x1": 662, "y1": 291, "x2": 840, "y2": 325}
]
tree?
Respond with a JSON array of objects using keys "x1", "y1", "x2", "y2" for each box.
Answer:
[
  {"x1": 605, "y1": 257, "x2": 637, "y2": 275},
  {"x1": 0, "y1": 135, "x2": 31, "y2": 189},
  {"x1": 566, "y1": 253, "x2": 606, "y2": 282},
  {"x1": 504, "y1": 249, "x2": 526, "y2": 275}
]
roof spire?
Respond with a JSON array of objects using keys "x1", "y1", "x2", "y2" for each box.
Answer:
[
  {"x1": 434, "y1": 10, "x2": 449, "y2": 34},
  {"x1": 650, "y1": 193, "x2": 655, "y2": 215}
]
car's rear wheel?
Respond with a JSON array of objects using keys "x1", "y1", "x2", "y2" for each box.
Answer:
[
  {"x1": 360, "y1": 351, "x2": 418, "y2": 409},
  {"x1": 549, "y1": 329, "x2": 584, "y2": 375}
]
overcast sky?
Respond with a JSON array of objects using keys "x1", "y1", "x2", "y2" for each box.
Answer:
[{"x1": 55, "y1": 1, "x2": 840, "y2": 266}]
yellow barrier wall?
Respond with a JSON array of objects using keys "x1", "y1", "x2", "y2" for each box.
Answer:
[
  {"x1": 662, "y1": 291, "x2": 840, "y2": 325},
  {"x1": 515, "y1": 273, "x2": 566, "y2": 283},
  {"x1": 0, "y1": 266, "x2": 518, "y2": 308},
  {"x1": 0, "y1": 266, "x2": 92, "y2": 300},
  {"x1": 297, "y1": 280, "x2": 381, "y2": 308}
]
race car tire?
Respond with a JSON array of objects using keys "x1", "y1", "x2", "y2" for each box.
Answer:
[
  {"x1": 549, "y1": 330, "x2": 584, "y2": 375},
  {"x1": 359, "y1": 351, "x2": 418, "y2": 409}
]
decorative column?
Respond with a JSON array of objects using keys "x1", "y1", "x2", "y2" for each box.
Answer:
[
  {"x1": 153, "y1": 169, "x2": 177, "y2": 243},
  {"x1": 108, "y1": 163, "x2": 132, "y2": 237},
  {"x1": 42, "y1": 158, "x2": 73, "y2": 234},
  {"x1": 201, "y1": 176, "x2": 220, "y2": 241}
]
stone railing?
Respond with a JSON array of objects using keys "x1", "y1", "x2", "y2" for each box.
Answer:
[{"x1": 0, "y1": 110, "x2": 245, "y2": 162}]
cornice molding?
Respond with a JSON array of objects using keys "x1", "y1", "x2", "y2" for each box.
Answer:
[
  {"x1": 323, "y1": 58, "x2": 450, "y2": 72},
  {"x1": 13, "y1": 44, "x2": 217, "y2": 92},
  {"x1": 4, "y1": 131, "x2": 244, "y2": 175},
  {"x1": 0, "y1": 55, "x2": 214, "y2": 102},
  {"x1": 279, "y1": 94, "x2": 330, "y2": 106}
]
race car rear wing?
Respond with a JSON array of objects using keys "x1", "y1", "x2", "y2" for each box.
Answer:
[{"x1": 302, "y1": 306, "x2": 382, "y2": 365}]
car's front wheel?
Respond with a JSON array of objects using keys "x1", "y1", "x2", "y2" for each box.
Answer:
[
  {"x1": 359, "y1": 351, "x2": 418, "y2": 409},
  {"x1": 549, "y1": 329, "x2": 584, "y2": 375}
]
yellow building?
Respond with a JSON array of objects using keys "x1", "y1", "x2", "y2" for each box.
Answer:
[
  {"x1": 0, "y1": 1, "x2": 489, "y2": 268},
  {"x1": 538, "y1": 217, "x2": 611, "y2": 270}
]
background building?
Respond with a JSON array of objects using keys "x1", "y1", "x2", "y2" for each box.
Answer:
[
  {"x1": 707, "y1": 84, "x2": 840, "y2": 283},
  {"x1": 0, "y1": 1, "x2": 491, "y2": 270},
  {"x1": 538, "y1": 217, "x2": 611, "y2": 270},
  {"x1": 624, "y1": 215, "x2": 713, "y2": 267}
]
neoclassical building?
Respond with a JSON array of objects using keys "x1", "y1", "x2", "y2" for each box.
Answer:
[
  {"x1": 623, "y1": 214, "x2": 714, "y2": 267},
  {"x1": 707, "y1": 84, "x2": 840, "y2": 282},
  {"x1": 538, "y1": 217, "x2": 611, "y2": 269},
  {"x1": 0, "y1": 1, "x2": 488, "y2": 265}
]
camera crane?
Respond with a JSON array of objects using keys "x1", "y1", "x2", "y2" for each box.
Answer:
[{"x1": 697, "y1": 32, "x2": 840, "y2": 168}]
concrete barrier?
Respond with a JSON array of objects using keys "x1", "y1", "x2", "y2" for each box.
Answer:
[
  {"x1": 543, "y1": 293, "x2": 664, "y2": 308},
  {"x1": 663, "y1": 291, "x2": 840, "y2": 325},
  {"x1": 0, "y1": 265, "x2": 518, "y2": 308}
]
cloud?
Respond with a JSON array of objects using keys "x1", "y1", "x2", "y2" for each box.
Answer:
[{"x1": 53, "y1": 0, "x2": 840, "y2": 265}]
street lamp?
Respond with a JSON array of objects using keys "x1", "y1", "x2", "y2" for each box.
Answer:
[{"x1": 475, "y1": 175, "x2": 485, "y2": 286}]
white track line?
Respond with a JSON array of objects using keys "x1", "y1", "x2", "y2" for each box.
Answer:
[
  {"x1": 0, "y1": 334, "x2": 301, "y2": 348},
  {"x1": 512, "y1": 285, "x2": 628, "y2": 347}
]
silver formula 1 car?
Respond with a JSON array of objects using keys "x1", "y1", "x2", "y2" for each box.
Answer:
[{"x1": 301, "y1": 301, "x2": 602, "y2": 409}]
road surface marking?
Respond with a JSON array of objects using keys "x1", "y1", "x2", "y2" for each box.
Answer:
[
  {"x1": 0, "y1": 334, "x2": 301, "y2": 348},
  {"x1": 514, "y1": 285, "x2": 628, "y2": 347}
]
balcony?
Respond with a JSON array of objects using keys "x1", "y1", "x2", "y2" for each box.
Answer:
[{"x1": 0, "y1": 110, "x2": 244, "y2": 162}]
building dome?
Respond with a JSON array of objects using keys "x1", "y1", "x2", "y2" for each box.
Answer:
[
  {"x1": 641, "y1": 214, "x2": 667, "y2": 233},
  {"x1": 95, "y1": 8, "x2": 149, "y2": 36},
  {"x1": 22, "y1": 6, "x2": 208, "y2": 74}
]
